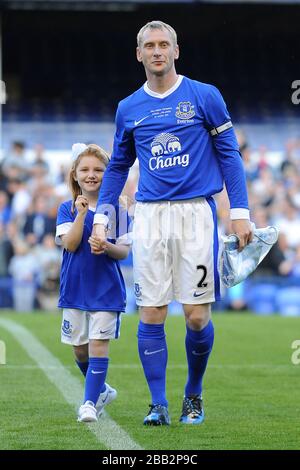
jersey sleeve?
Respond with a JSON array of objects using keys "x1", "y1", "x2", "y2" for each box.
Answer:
[
  {"x1": 55, "y1": 222, "x2": 73, "y2": 246},
  {"x1": 95, "y1": 105, "x2": 136, "y2": 225},
  {"x1": 203, "y1": 85, "x2": 233, "y2": 131},
  {"x1": 55, "y1": 202, "x2": 74, "y2": 245},
  {"x1": 204, "y1": 86, "x2": 249, "y2": 217}
]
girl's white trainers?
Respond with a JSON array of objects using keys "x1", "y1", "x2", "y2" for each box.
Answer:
[
  {"x1": 77, "y1": 400, "x2": 98, "y2": 422},
  {"x1": 96, "y1": 383, "x2": 117, "y2": 415}
]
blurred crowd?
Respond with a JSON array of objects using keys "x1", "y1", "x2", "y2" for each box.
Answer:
[
  {"x1": 1, "y1": 132, "x2": 300, "y2": 312},
  {"x1": 0, "y1": 141, "x2": 67, "y2": 311},
  {"x1": 217, "y1": 131, "x2": 300, "y2": 311},
  {"x1": 219, "y1": 131, "x2": 300, "y2": 273}
]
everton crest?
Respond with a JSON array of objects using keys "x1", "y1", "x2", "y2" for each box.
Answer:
[
  {"x1": 175, "y1": 101, "x2": 195, "y2": 120},
  {"x1": 62, "y1": 319, "x2": 72, "y2": 336}
]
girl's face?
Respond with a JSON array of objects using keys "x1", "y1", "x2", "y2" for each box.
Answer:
[{"x1": 74, "y1": 155, "x2": 106, "y2": 196}]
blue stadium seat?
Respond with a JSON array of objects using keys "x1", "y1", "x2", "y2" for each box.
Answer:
[
  {"x1": 246, "y1": 283, "x2": 277, "y2": 315},
  {"x1": 168, "y1": 301, "x2": 183, "y2": 316},
  {"x1": 125, "y1": 287, "x2": 137, "y2": 314},
  {"x1": 276, "y1": 288, "x2": 300, "y2": 317},
  {"x1": 0, "y1": 278, "x2": 13, "y2": 308}
]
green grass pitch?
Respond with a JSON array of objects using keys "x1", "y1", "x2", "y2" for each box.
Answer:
[{"x1": 0, "y1": 311, "x2": 299, "y2": 450}]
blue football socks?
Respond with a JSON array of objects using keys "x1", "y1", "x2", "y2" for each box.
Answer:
[
  {"x1": 76, "y1": 360, "x2": 89, "y2": 377},
  {"x1": 137, "y1": 321, "x2": 168, "y2": 407},
  {"x1": 185, "y1": 320, "x2": 214, "y2": 397},
  {"x1": 84, "y1": 357, "x2": 108, "y2": 405}
]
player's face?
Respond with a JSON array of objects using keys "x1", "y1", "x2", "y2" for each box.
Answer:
[
  {"x1": 74, "y1": 155, "x2": 106, "y2": 196},
  {"x1": 136, "y1": 28, "x2": 179, "y2": 77}
]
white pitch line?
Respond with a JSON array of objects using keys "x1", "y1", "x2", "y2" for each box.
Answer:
[{"x1": 0, "y1": 318, "x2": 142, "y2": 451}]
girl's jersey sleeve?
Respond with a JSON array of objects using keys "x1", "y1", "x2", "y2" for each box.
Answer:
[{"x1": 55, "y1": 202, "x2": 74, "y2": 245}]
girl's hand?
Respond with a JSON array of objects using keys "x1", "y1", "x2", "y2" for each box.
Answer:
[
  {"x1": 90, "y1": 223, "x2": 107, "y2": 254},
  {"x1": 88, "y1": 236, "x2": 107, "y2": 255},
  {"x1": 75, "y1": 196, "x2": 89, "y2": 216}
]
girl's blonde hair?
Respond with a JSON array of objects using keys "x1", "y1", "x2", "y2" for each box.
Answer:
[{"x1": 69, "y1": 144, "x2": 110, "y2": 213}]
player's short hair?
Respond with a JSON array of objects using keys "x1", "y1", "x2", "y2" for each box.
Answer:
[
  {"x1": 69, "y1": 144, "x2": 110, "y2": 212},
  {"x1": 137, "y1": 20, "x2": 177, "y2": 48}
]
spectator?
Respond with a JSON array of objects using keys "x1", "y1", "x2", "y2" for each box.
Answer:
[
  {"x1": 0, "y1": 191, "x2": 11, "y2": 226},
  {"x1": 1, "y1": 141, "x2": 29, "y2": 181},
  {"x1": 275, "y1": 198, "x2": 300, "y2": 250},
  {"x1": 8, "y1": 239, "x2": 39, "y2": 312},
  {"x1": 22, "y1": 195, "x2": 56, "y2": 244},
  {"x1": 35, "y1": 234, "x2": 61, "y2": 310},
  {"x1": 0, "y1": 222, "x2": 14, "y2": 308},
  {"x1": 8, "y1": 177, "x2": 31, "y2": 223},
  {"x1": 29, "y1": 144, "x2": 49, "y2": 178}
]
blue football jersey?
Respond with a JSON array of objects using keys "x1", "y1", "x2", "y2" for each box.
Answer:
[
  {"x1": 56, "y1": 201, "x2": 130, "y2": 312},
  {"x1": 96, "y1": 75, "x2": 248, "y2": 214}
]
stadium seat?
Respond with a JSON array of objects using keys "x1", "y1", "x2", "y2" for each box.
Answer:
[
  {"x1": 276, "y1": 288, "x2": 300, "y2": 317},
  {"x1": 246, "y1": 283, "x2": 277, "y2": 315},
  {"x1": 168, "y1": 301, "x2": 183, "y2": 316},
  {"x1": 125, "y1": 287, "x2": 137, "y2": 314},
  {"x1": 0, "y1": 278, "x2": 13, "y2": 308}
]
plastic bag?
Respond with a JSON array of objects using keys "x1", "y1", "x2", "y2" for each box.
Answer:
[{"x1": 220, "y1": 226, "x2": 279, "y2": 288}]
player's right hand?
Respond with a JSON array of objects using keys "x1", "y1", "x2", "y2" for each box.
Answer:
[
  {"x1": 231, "y1": 219, "x2": 253, "y2": 252},
  {"x1": 91, "y1": 223, "x2": 106, "y2": 239},
  {"x1": 75, "y1": 195, "x2": 89, "y2": 215}
]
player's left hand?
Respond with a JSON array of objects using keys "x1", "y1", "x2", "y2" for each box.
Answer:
[{"x1": 231, "y1": 219, "x2": 253, "y2": 251}]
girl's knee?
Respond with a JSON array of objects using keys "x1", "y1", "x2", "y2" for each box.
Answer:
[{"x1": 73, "y1": 344, "x2": 89, "y2": 362}]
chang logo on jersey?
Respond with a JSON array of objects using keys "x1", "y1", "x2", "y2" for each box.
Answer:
[
  {"x1": 149, "y1": 132, "x2": 189, "y2": 171},
  {"x1": 175, "y1": 101, "x2": 195, "y2": 121}
]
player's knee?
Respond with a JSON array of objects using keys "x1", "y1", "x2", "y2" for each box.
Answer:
[
  {"x1": 89, "y1": 339, "x2": 109, "y2": 357},
  {"x1": 187, "y1": 315, "x2": 205, "y2": 330},
  {"x1": 140, "y1": 305, "x2": 168, "y2": 323},
  {"x1": 185, "y1": 306, "x2": 210, "y2": 330}
]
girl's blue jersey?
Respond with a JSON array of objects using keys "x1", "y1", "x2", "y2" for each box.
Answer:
[
  {"x1": 56, "y1": 201, "x2": 130, "y2": 312},
  {"x1": 96, "y1": 75, "x2": 248, "y2": 212}
]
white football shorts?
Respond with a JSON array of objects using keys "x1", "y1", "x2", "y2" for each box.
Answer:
[
  {"x1": 61, "y1": 309, "x2": 121, "y2": 346},
  {"x1": 132, "y1": 198, "x2": 220, "y2": 306}
]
